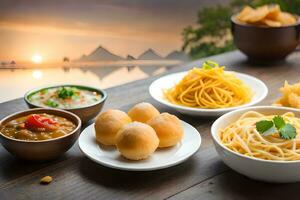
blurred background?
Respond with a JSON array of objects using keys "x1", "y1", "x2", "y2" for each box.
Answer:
[{"x1": 0, "y1": 0, "x2": 299, "y2": 102}]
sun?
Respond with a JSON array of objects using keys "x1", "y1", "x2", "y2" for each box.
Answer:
[{"x1": 31, "y1": 54, "x2": 43, "y2": 64}]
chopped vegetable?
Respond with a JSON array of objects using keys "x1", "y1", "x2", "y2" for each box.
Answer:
[
  {"x1": 46, "y1": 100, "x2": 59, "y2": 108},
  {"x1": 57, "y1": 87, "x2": 76, "y2": 99},
  {"x1": 202, "y1": 60, "x2": 220, "y2": 70},
  {"x1": 25, "y1": 114, "x2": 58, "y2": 131},
  {"x1": 40, "y1": 89, "x2": 48, "y2": 95}
]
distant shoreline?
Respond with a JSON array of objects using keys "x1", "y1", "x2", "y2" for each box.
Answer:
[{"x1": 0, "y1": 59, "x2": 183, "y2": 69}]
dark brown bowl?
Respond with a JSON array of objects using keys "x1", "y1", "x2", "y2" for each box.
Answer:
[
  {"x1": 231, "y1": 15, "x2": 300, "y2": 61},
  {"x1": 24, "y1": 85, "x2": 107, "y2": 123},
  {"x1": 0, "y1": 108, "x2": 81, "y2": 161}
]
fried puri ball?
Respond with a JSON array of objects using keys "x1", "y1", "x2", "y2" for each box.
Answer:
[
  {"x1": 116, "y1": 122, "x2": 159, "y2": 160},
  {"x1": 128, "y1": 102, "x2": 160, "y2": 123},
  {"x1": 94, "y1": 109, "x2": 131, "y2": 145},
  {"x1": 147, "y1": 113, "x2": 183, "y2": 148}
]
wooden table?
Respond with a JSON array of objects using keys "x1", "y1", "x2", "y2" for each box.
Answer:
[{"x1": 1, "y1": 51, "x2": 300, "y2": 200}]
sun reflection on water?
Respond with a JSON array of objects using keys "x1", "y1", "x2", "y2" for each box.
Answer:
[
  {"x1": 32, "y1": 70, "x2": 43, "y2": 79},
  {"x1": 0, "y1": 65, "x2": 167, "y2": 103}
]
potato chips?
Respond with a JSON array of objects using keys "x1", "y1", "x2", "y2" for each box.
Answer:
[
  {"x1": 236, "y1": 4, "x2": 297, "y2": 27},
  {"x1": 274, "y1": 81, "x2": 300, "y2": 108}
]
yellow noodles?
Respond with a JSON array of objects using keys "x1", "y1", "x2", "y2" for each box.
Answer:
[
  {"x1": 164, "y1": 62, "x2": 252, "y2": 109},
  {"x1": 219, "y1": 111, "x2": 300, "y2": 161}
]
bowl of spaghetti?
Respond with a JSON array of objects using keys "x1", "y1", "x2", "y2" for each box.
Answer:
[
  {"x1": 149, "y1": 61, "x2": 268, "y2": 116},
  {"x1": 212, "y1": 106, "x2": 300, "y2": 183}
]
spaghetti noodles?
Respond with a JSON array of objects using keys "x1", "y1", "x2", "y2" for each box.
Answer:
[
  {"x1": 219, "y1": 111, "x2": 300, "y2": 161},
  {"x1": 164, "y1": 61, "x2": 252, "y2": 109}
]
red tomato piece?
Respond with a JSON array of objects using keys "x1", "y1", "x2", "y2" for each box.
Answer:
[{"x1": 25, "y1": 114, "x2": 58, "y2": 131}]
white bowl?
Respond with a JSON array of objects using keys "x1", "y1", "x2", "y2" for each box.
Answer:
[
  {"x1": 149, "y1": 71, "x2": 268, "y2": 116},
  {"x1": 211, "y1": 106, "x2": 300, "y2": 183}
]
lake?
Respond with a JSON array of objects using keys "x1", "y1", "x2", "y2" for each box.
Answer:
[{"x1": 0, "y1": 60, "x2": 182, "y2": 103}]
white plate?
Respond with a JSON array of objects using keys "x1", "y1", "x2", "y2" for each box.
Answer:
[
  {"x1": 149, "y1": 71, "x2": 268, "y2": 116},
  {"x1": 78, "y1": 121, "x2": 201, "y2": 171}
]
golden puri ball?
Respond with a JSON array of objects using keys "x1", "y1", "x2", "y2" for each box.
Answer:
[
  {"x1": 116, "y1": 122, "x2": 159, "y2": 160},
  {"x1": 128, "y1": 102, "x2": 160, "y2": 123},
  {"x1": 94, "y1": 109, "x2": 131, "y2": 145},
  {"x1": 147, "y1": 113, "x2": 183, "y2": 147}
]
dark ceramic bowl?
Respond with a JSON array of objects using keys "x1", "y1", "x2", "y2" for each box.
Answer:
[
  {"x1": 231, "y1": 15, "x2": 300, "y2": 61},
  {"x1": 24, "y1": 85, "x2": 107, "y2": 123},
  {"x1": 0, "y1": 108, "x2": 81, "y2": 161}
]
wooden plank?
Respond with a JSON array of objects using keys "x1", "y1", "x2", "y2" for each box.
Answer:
[
  {"x1": 168, "y1": 170, "x2": 300, "y2": 200},
  {"x1": 0, "y1": 147, "x2": 228, "y2": 200}
]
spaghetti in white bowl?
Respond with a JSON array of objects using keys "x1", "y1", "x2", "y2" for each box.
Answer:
[{"x1": 212, "y1": 106, "x2": 300, "y2": 183}]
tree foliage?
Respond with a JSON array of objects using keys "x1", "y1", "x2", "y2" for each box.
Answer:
[{"x1": 182, "y1": 0, "x2": 300, "y2": 59}]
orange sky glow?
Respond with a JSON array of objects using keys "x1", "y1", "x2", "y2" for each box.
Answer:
[
  {"x1": 0, "y1": 20, "x2": 181, "y2": 62},
  {"x1": 0, "y1": 0, "x2": 227, "y2": 62}
]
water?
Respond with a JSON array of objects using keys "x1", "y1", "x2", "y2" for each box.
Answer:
[{"x1": 0, "y1": 61, "x2": 181, "y2": 103}]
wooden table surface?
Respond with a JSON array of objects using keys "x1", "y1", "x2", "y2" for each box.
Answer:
[{"x1": 1, "y1": 51, "x2": 300, "y2": 200}]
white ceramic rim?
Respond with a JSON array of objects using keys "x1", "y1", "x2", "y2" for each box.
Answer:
[
  {"x1": 149, "y1": 71, "x2": 268, "y2": 113},
  {"x1": 78, "y1": 120, "x2": 201, "y2": 171},
  {"x1": 211, "y1": 105, "x2": 300, "y2": 164}
]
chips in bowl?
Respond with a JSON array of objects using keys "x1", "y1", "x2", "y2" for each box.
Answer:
[{"x1": 236, "y1": 4, "x2": 297, "y2": 27}]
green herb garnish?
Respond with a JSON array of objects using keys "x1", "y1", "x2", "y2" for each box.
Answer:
[
  {"x1": 255, "y1": 116, "x2": 297, "y2": 140},
  {"x1": 45, "y1": 99, "x2": 59, "y2": 108},
  {"x1": 72, "y1": 94, "x2": 80, "y2": 100},
  {"x1": 256, "y1": 120, "x2": 274, "y2": 134},
  {"x1": 40, "y1": 88, "x2": 49, "y2": 95},
  {"x1": 202, "y1": 60, "x2": 219, "y2": 69},
  {"x1": 279, "y1": 124, "x2": 297, "y2": 140},
  {"x1": 273, "y1": 116, "x2": 285, "y2": 129},
  {"x1": 57, "y1": 87, "x2": 76, "y2": 99}
]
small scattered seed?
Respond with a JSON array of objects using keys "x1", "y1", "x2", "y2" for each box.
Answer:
[{"x1": 40, "y1": 176, "x2": 53, "y2": 184}]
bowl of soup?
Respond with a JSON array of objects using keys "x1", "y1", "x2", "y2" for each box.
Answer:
[
  {"x1": 24, "y1": 85, "x2": 107, "y2": 123},
  {"x1": 0, "y1": 108, "x2": 81, "y2": 161}
]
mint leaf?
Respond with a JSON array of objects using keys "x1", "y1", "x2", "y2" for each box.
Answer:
[
  {"x1": 256, "y1": 120, "x2": 274, "y2": 134},
  {"x1": 273, "y1": 116, "x2": 285, "y2": 129},
  {"x1": 256, "y1": 116, "x2": 297, "y2": 140},
  {"x1": 279, "y1": 123, "x2": 296, "y2": 140}
]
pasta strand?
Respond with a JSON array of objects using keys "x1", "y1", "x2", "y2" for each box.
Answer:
[
  {"x1": 219, "y1": 111, "x2": 300, "y2": 161},
  {"x1": 164, "y1": 65, "x2": 252, "y2": 109}
]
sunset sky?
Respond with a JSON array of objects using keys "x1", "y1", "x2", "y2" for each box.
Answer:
[{"x1": 0, "y1": 0, "x2": 226, "y2": 62}]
